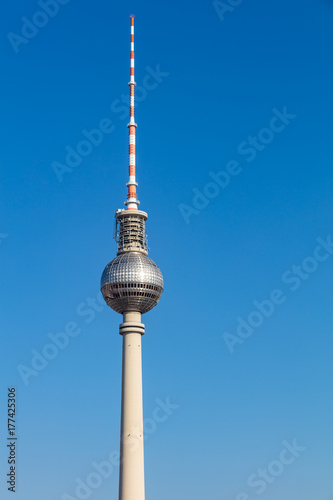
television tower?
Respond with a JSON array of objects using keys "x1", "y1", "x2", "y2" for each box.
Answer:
[{"x1": 100, "y1": 16, "x2": 163, "y2": 500}]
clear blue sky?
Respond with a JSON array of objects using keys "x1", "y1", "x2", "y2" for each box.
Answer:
[{"x1": 0, "y1": 0, "x2": 332, "y2": 499}]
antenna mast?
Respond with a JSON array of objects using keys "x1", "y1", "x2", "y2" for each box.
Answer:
[{"x1": 126, "y1": 15, "x2": 139, "y2": 210}]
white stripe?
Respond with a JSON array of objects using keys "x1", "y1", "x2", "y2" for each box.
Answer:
[
  {"x1": 129, "y1": 154, "x2": 136, "y2": 165},
  {"x1": 129, "y1": 135, "x2": 136, "y2": 144},
  {"x1": 130, "y1": 96, "x2": 134, "y2": 105},
  {"x1": 129, "y1": 175, "x2": 136, "y2": 183},
  {"x1": 131, "y1": 26, "x2": 134, "y2": 34},
  {"x1": 131, "y1": 43, "x2": 134, "y2": 50}
]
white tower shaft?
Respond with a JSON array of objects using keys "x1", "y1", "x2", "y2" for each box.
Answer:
[{"x1": 118, "y1": 311, "x2": 145, "y2": 500}]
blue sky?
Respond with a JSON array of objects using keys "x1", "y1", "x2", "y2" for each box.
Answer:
[{"x1": 0, "y1": 0, "x2": 332, "y2": 499}]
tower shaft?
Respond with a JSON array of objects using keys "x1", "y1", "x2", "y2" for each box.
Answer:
[{"x1": 119, "y1": 312, "x2": 145, "y2": 500}]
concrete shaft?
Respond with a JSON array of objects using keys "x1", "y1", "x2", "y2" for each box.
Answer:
[{"x1": 119, "y1": 311, "x2": 145, "y2": 500}]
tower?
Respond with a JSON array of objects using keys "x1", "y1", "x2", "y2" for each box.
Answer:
[{"x1": 100, "y1": 16, "x2": 163, "y2": 500}]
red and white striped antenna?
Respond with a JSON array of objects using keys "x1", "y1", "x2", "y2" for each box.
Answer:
[{"x1": 125, "y1": 15, "x2": 139, "y2": 210}]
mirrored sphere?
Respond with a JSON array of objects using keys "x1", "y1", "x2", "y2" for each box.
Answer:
[{"x1": 101, "y1": 252, "x2": 163, "y2": 314}]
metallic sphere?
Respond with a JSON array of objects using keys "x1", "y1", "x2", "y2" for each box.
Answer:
[{"x1": 101, "y1": 252, "x2": 163, "y2": 314}]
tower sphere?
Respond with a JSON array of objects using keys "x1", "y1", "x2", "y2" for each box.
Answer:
[{"x1": 101, "y1": 252, "x2": 163, "y2": 314}]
